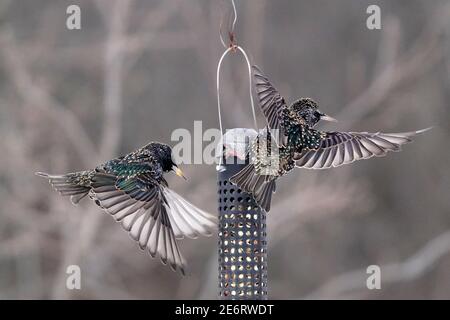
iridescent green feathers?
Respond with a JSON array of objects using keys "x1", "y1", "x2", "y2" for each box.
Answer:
[
  {"x1": 37, "y1": 142, "x2": 217, "y2": 275},
  {"x1": 230, "y1": 66, "x2": 430, "y2": 212}
]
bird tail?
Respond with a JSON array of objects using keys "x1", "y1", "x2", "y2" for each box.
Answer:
[
  {"x1": 35, "y1": 171, "x2": 92, "y2": 205},
  {"x1": 229, "y1": 164, "x2": 276, "y2": 212}
]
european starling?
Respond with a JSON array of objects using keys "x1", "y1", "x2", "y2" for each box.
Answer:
[
  {"x1": 36, "y1": 142, "x2": 217, "y2": 275},
  {"x1": 230, "y1": 66, "x2": 430, "y2": 212}
]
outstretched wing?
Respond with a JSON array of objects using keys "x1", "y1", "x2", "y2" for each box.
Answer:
[
  {"x1": 253, "y1": 65, "x2": 288, "y2": 136},
  {"x1": 294, "y1": 128, "x2": 430, "y2": 169},
  {"x1": 90, "y1": 166, "x2": 217, "y2": 275}
]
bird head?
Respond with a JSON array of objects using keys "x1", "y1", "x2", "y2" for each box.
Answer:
[
  {"x1": 152, "y1": 142, "x2": 186, "y2": 180},
  {"x1": 291, "y1": 98, "x2": 337, "y2": 127}
]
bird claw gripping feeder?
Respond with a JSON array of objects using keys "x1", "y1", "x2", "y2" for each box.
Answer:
[{"x1": 215, "y1": 1, "x2": 268, "y2": 300}]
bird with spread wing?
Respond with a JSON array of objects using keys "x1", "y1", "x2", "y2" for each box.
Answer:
[
  {"x1": 37, "y1": 142, "x2": 217, "y2": 275},
  {"x1": 230, "y1": 66, "x2": 430, "y2": 212}
]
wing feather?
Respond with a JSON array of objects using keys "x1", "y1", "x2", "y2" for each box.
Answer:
[
  {"x1": 295, "y1": 129, "x2": 430, "y2": 169},
  {"x1": 89, "y1": 169, "x2": 216, "y2": 275},
  {"x1": 253, "y1": 66, "x2": 288, "y2": 135}
]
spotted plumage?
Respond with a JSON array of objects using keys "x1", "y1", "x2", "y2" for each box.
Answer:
[
  {"x1": 36, "y1": 142, "x2": 217, "y2": 275},
  {"x1": 230, "y1": 65, "x2": 430, "y2": 212}
]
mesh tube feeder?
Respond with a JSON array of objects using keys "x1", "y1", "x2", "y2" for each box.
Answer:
[
  {"x1": 213, "y1": 0, "x2": 270, "y2": 298},
  {"x1": 217, "y1": 151, "x2": 268, "y2": 300},
  {"x1": 215, "y1": 6, "x2": 267, "y2": 295}
]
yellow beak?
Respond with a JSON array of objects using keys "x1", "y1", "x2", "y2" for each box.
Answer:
[
  {"x1": 174, "y1": 166, "x2": 187, "y2": 180},
  {"x1": 321, "y1": 114, "x2": 338, "y2": 122}
]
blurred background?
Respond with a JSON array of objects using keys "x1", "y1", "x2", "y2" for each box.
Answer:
[{"x1": 0, "y1": 0, "x2": 449, "y2": 299}]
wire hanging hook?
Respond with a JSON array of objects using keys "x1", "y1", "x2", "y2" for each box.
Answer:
[
  {"x1": 216, "y1": 0, "x2": 258, "y2": 171},
  {"x1": 216, "y1": 46, "x2": 258, "y2": 135},
  {"x1": 220, "y1": 0, "x2": 238, "y2": 49},
  {"x1": 216, "y1": 47, "x2": 258, "y2": 170}
]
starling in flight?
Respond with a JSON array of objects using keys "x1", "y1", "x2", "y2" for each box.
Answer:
[
  {"x1": 37, "y1": 142, "x2": 217, "y2": 275},
  {"x1": 230, "y1": 66, "x2": 430, "y2": 212}
]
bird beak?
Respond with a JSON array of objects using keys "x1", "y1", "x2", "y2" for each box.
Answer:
[
  {"x1": 173, "y1": 166, "x2": 187, "y2": 180},
  {"x1": 321, "y1": 113, "x2": 338, "y2": 122}
]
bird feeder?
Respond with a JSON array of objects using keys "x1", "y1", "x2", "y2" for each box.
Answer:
[
  {"x1": 215, "y1": 44, "x2": 267, "y2": 299},
  {"x1": 215, "y1": 0, "x2": 266, "y2": 300},
  {"x1": 217, "y1": 154, "x2": 268, "y2": 300}
]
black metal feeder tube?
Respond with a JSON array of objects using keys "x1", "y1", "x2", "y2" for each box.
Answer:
[{"x1": 218, "y1": 159, "x2": 268, "y2": 300}]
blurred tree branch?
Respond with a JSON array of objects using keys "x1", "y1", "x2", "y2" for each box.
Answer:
[
  {"x1": 338, "y1": 3, "x2": 450, "y2": 127},
  {"x1": 303, "y1": 230, "x2": 450, "y2": 299},
  {"x1": 0, "y1": 0, "x2": 448, "y2": 299},
  {"x1": 50, "y1": 0, "x2": 131, "y2": 299},
  {"x1": 0, "y1": 32, "x2": 98, "y2": 165}
]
